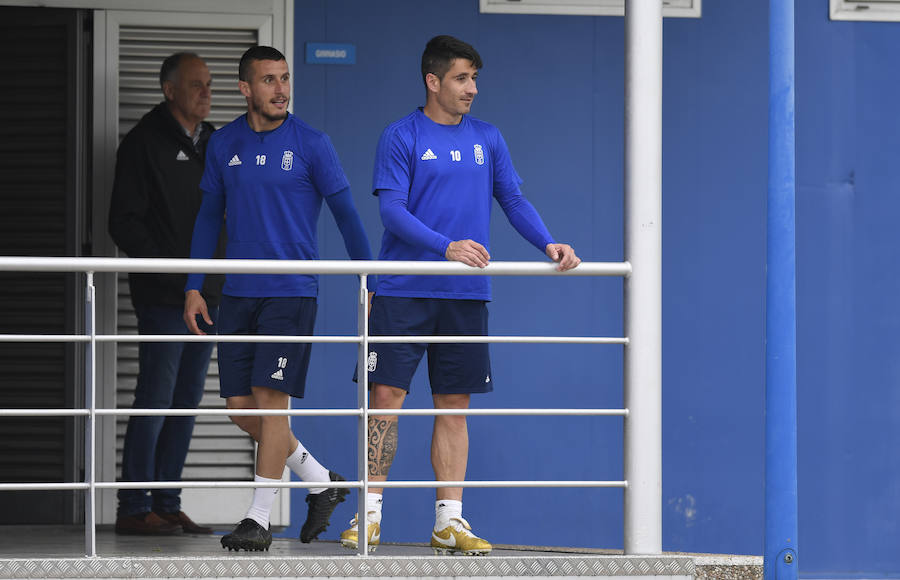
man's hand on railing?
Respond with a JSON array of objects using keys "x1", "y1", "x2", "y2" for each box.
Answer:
[
  {"x1": 184, "y1": 290, "x2": 212, "y2": 335},
  {"x1": 445, "y1": 239, "x2": 491, "y2": 268},
  {"x1": 545, "y1": 243, "x2": 581, "y2": 272}
]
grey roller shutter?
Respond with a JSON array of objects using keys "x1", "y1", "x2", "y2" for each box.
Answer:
[{"x1": 114, "y1": 26, "x2": 258, "y2": 488}]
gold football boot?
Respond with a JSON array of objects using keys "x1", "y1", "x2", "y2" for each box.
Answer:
[
  {"x1": 339, "y1": 512, "x2": 381, "y2": 552},
  {"x1": 430, "y1": 517, "x2": 492, "y2": 556}
]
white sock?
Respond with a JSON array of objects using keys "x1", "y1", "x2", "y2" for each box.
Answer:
[
  {"x1": 366, "y1": 492, "x2": 383, "y2": 524},
  {"x1": 435, "y1": 499, "x2": 462, "y2": 530},
  {"x1": 244, "y1": 474, "x2": 280, "y2": 529},
  {"x1": 285, "y1": 441, "x2": 329, "y2": 494}
]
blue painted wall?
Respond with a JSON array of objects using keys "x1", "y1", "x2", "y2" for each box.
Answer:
[
  {"x1": 796, "y1": 3, "x2": 900, "y2": 577},
  {"x1": 275, "y1": 1, "x2": 899, "y2": 576}
]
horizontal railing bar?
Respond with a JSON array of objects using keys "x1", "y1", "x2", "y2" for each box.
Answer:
[
  {"x1": 95, "y1": 409, "x2": 363, "y2": 417},
  {"x1": 0, "y1": 334, "x2": 628, "y2": 345},
  {"x1": 0, "y1": 334, "x2": 342, "y2": 343},
  {"x1": 376, "y1": 408, "x2": 629, "y2": 416},
  {"x1": 368, "y1": 336, "x2": 628, "y2": 345},
  {"x1": 377, "y1": 480, "x2": 628, "y2": 489},
  {"x1": 0, "y1": 335, "x2": 92, "y2": 342},
  {"x1": 0, "y1": 334, "x2": 352, "y2": 344},
  {"x1": 0, "y1": 257, "x2": 631, "y2": 277},
  {"x1": 0, "y1": 408, "x2": 626, "y2": 417},
  {"x1": 0, "y1": 409, "x2": 361, "y2": 418},
  {"x1": 0, "y1": 483, "x2": 91, "y2": 491},
  {"x1": 0, "y1": 480, "x2": 627, "y2": 491},
  {"x1": 0, "y1": 409, "x2": 91, "y2": 417},
  {"x1": 93, "y1": 335, "x2": 357, "y2": 343}
]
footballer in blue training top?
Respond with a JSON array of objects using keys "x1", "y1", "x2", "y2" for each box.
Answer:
[
  {"x1": 372, "y1": 109, "x2": 529, "y2": 300},
  {"x1": 193, "y1": 112, "x2": 354, "y2": 297},
  {"x1": 340, "y1": 35, "x2": 580, "y2": 557},
  {"x1": 183, "y1": 46, "x2": 370, "y2": 552}
]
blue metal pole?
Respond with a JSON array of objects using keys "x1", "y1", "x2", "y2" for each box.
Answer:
[{"x1": 766, "y1": 0, "x2": 799, "y2": 579}]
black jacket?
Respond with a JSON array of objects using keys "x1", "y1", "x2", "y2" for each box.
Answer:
[{"x1": 108, "y1": 102, "x2": 225, "y2": 307}]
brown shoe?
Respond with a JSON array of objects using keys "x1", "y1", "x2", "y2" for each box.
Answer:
[
  {"x1": 156, "y1": 510, "x2": 213, "y2": 534},
  {"x1": 115, "y1": 512, "x2": 182, "y2": 536}
]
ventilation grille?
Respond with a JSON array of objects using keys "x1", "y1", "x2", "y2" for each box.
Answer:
[{"x1": 115, "y1": 25, "x2": 258, "y2": 483}]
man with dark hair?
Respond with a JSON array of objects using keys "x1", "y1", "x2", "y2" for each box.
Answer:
[
  {"x1": 108, "y1": 52, "x2": 222, "y2": 536},
  {"x1": 184, "y1": 45, "x2": 372, "y2": 551},
  {"x1": 419, "y1": 35, "x2": 482, "y2": 83},
  {"x1": 340, "y1": 34, "x2": 580, "y2": 555},
  {"x1": 237, "y1": 45, "x2": 285, "y2": 82}
]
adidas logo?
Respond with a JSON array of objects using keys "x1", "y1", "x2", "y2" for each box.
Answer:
[
  {"x1": 270, "y1": 369, "x2": 284, "y2": 380},
  {"x1": 228, "y1": 155, "x2": 242, "y2": 166},
  {"x1": 176, "y1": 150, "x2": 189, "y2": 161},
  {"x1": 421, "y1": 148, "x2": 437, "y2": 161}
]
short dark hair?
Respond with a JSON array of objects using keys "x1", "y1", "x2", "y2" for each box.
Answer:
[
  {"x1": 421, "y1": 35, "x2": 482, "y2": 84},
  {"x1": 159, "y1": 52, "x2": 200, "y2": 88},
  {"x1": 239, "y1": 45, "x2": 286, "y2": 81}
]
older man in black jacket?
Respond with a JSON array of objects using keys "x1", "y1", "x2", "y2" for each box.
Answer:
[{"x1": 108, "y1": 52, "x2": 224, "y2": 536}]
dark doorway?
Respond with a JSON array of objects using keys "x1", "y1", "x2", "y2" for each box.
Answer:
[{"x1": 0, "y1": 6, "x2": 91, "y2": 524}]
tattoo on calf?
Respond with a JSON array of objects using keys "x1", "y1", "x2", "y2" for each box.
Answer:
[{"x1": 368, "y1": 417, "x2": 398, "y2": 476}]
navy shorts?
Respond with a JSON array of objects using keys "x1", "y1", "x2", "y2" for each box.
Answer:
[
  {"x1": 217, "y1": 295, "x2": 316, "y2": 399},
  {"x1": 364, "y1": 296, "x2": 492, "y2": 395}
]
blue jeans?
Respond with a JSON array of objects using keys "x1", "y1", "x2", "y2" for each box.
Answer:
[{"x1": 117, "y1": 304, "x2": 217, "y2": 517}]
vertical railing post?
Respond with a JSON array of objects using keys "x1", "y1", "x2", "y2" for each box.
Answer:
[
  {"x1": 357, "y1": 275, "x2": 370, "y2": 556},
  {"x1": 766, "y1": 0, "x2": 799, "y2": 578},
  {"x1": 84, "y1": 271, "x2": 97, "y2": 557},
  {"x1": 623, "y1": 0, "x2": 663, "y2": 555}
]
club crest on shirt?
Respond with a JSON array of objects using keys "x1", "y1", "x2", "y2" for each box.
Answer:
[
  {"x1": 281, "y1": 150, "x2": 294, "y2": 171},
  {"x1": 473, "y1": 144, "x2": 484, "y2": 166}
]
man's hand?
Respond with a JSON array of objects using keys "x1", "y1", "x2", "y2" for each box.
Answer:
[
  {"x1": 184, "y1": 290, "x2": 212, "y2": 335},
  {"x1": 445, "y1": 239, "x2": 491, "y2": 268},
  {"x1": 545, "y1": 243, "x2": 581, "y2": 271}
]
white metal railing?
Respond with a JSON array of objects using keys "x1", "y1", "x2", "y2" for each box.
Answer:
[{"x1": 0, "y1": 256, "x2": 634, "y2": 557}]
